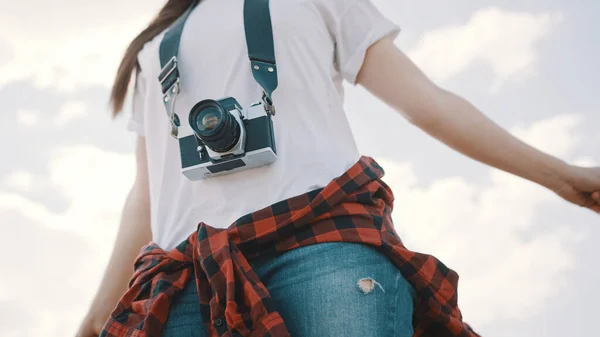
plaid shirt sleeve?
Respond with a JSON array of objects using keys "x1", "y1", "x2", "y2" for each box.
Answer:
[{"x1": 100, "y1": 156, "x2": 480, "y2": 337}]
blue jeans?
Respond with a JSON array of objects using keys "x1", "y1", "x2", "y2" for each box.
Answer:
[{"x1": 162, "y1": 242, "x2": 416, "y2": 336}]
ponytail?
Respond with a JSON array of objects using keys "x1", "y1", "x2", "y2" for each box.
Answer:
[{"x1": 110, "y1": 0, "x2": 196, "y2": 116}]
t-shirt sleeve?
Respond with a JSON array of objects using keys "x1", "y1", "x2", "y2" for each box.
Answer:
[
  {"x1": 127, "y1": 67, "x2": 147, "y2": 137},
  {"x1": 331, "y1": 0, "x2": 401, "y2": 85}
]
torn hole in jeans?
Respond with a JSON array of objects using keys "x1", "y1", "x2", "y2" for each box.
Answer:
[{"x1": 357, "y1": 277, "x2": 385, "y2": 294}]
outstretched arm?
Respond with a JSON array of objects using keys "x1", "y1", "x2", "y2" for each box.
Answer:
[{"x1": 356, "y1": 36, "x2": 600, "y2": 213}]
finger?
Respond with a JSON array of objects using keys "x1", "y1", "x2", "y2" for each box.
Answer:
[
  {"x1": 587, "y1": 203, "x2": 600, "y2": 214},
  {"x1": 581, "y1": 195, "x2": 596, "y2": 208},
  {"x1": 593, "y1": 191, "x2": 600, "y2": 202},
  {"x1": 572, "y1": 192, "x2": 591, "y2": 208}
]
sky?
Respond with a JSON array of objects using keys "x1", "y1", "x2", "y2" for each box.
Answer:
[{"x1": 0, "y1": 0, "x2": 598, "y2": 336}]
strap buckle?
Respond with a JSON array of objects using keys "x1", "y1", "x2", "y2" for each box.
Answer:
[
  {"x1": 159, "y1": 56, "x2": 179, "y2": 91},
  {"x1": 159, "y1": 56, "x2": 180, "y2": 95},
  {"x1": 262, "y1": 92, "x2": 275, "y2": 116},
  {"x1": 159, "y1": 56, "x2": 181, "y2": 139},
  {"x1": 163, "y1": 90, "x2": 180, "y2": 139}
]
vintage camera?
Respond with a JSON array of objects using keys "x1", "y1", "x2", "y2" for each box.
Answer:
[{"x1": 178, "y1": 97, "x2": 277, "y2": 180}]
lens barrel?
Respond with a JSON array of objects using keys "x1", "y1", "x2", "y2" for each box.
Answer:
[{"x1": 189, "y1": 99, "x2": 241, "y2": 153}]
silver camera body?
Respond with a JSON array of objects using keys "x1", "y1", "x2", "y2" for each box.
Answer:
[{"x1": 178, "y1": 97, "x2": 277, "y2": 180}]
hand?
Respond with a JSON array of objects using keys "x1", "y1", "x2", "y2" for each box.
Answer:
[{"x1": 554, "y1": 165, "x2": 600, "y2": 213}]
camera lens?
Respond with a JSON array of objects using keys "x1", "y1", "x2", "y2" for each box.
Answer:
[
  {"x1": 196, "y1": 107, "x2": 221, "y2": 132},
  {"x1": 189, "y1": 99, "x2": 241, "y2": 153}
]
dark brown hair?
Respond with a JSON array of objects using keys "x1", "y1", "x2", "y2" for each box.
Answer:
[{"x1": 110, "y1": 0, "x2": 196, "y2": 116}]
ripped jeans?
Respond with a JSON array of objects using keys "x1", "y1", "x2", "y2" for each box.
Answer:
[{"x1": 162, "y1": 242, "x2": 416, "y2": 337}]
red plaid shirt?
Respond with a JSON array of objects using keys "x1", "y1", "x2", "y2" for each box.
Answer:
[{"x1": 100, "y1": 156, "x2": 479, "y2": 337}]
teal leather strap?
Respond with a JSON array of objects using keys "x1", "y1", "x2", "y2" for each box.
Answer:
[
  {"x1": 157, "y1": 0, "x2": 278, "y2": 137},
  {"x1": 158, "y1": 0, "x2": 278, "y2": 98},
  {"x1": 158, "y1": 0, "x2": 200, "y2": 95},
  {"x1": 244, "y1": 0, "x2": 278, "y2": 99}
]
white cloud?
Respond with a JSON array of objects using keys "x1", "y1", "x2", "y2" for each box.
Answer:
[
  {"x1": 408, "y1": 7, "x2": 562, "y2": 90},
  {"x1": 0, "y1": 24, "x2": 146, "y2": 90},
  {"x1": 0, "y1": 0, "x2": 164, "y2": 39},
  {"x1": 378, "y1": 113, "x2": 589, "y2": 327},
  {"x1": 48, "y1": 145, "x2": 135, "y2": 218},
  {"x1": 56, "y1": 100, "x2": 87, "y2": 126},
  {"x1": 0, "y1": 145, "x2": 135, "y2": 244},
  {"x1": 573, "y1": 157, "x2": 597, "y2": 167},
  {"x1": 511, "y1": 114, "x2": 584, "y2": 158},
  {"x1": 3, "y1": 170, "x2": 34, "y2": 190},
  {"x1": 16, "y1": 108, "x2": 40, "y2": 126},
  {"x1": 0, "y1": 37, "x2": 11, "y2": 65},
  {"x1": 0, "y1": 0, "x2": 165, "y2": 90},
  {"x1": 0, "y1": 209, "x2": 105, "y2": 337},
  {"x1": 0, "y1": 145, "x2": 136, "y2": 335}
]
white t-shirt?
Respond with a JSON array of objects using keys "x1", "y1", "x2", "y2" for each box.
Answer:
[{"x1": 129, "y1": 0, "x2": 400, "y2": 250}]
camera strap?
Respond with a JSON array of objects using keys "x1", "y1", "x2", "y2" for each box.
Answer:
[{"x1": 157, "y1": 0, "x2": 278, "y2": 138}]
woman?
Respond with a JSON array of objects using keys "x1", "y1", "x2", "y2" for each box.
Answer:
[{"x1": 77, "y1": 0, "x2": 600, "y2": 336}]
